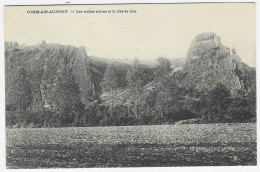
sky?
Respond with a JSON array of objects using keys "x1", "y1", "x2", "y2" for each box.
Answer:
[{"x1": 4, "y1": 3, "x2": 256, "y2": 67}]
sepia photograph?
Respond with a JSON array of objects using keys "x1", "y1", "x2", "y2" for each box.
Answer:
[{"x1": 1, "y1": 1, "x2": 258, "y2": 169}]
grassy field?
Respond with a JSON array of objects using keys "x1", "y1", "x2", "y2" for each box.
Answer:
[{"x1": 6, "y1": 123, "x2": 256, "y2": 168}]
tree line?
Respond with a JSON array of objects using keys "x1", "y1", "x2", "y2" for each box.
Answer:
[{"x1": 6, "y1": 52, "x2": 256, "y2": 128}]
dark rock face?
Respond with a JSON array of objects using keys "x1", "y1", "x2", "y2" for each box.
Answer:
[
  {"x1": 5, "y1": 44, "x2": 93, "y2": 113},
  {"x1": 181, "y1": 32, "x2": 255, "y2": 96}
]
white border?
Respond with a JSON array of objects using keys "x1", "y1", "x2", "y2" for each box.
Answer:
[{"x1": 0, "y1": 1, "x2": 259, "y2": 172}]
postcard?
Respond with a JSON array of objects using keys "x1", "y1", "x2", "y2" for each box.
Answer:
[{"x1": 3, "y1": 2, "x2": 257, "y2": 169}]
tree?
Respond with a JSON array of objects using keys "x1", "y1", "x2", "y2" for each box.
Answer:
[
  {"x1": 14, "y1": 41, "x2": 19, "y2": 47},
  {"x1": 21, "y1": 43, "x2": 27, "y2": 47},
  {"x1": 54, "y1": 66, "x2": 82, "y2": 126},
  {"x1": 100, "y1": 65, "x2": 118, "y2": 125},
  {"x1": 227, "y1": 89, "x2": 256, "y2": 123},
  {"x1": 7, "y1": 68, "x2": 32, "y2": 123},
  {"x1": 202, "y1": 83, "x2": 232, "y2": 123},
  {"x1": 100, "y1": 64, "x2": 118, "y2": 123},
  {"x1": 232, "y1": 47, "x2": 237, "y2": 55},
  {"x1": 154, "y1": 57, "x2": 172, "y2": 83},
  {"x1": 153, "y1": 57, "x2": 173, "y2": 117},
  {"x1": 126, "y1": 59, "x2": 144, "y2": 117}
]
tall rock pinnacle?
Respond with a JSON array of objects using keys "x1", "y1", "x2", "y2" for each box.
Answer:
[{"x1": 181, "y1": 32, "x2": 255, "y2": 96}]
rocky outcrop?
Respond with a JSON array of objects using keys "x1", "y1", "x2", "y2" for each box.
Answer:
[
  {"x1": 5, "y1": 43, "x2": 93, "y2": 113},
  {"x1": 181, "y1": 32, "x2": 255, "y2": 96}
]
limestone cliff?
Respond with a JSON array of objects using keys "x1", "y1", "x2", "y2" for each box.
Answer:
[
  {"x1": 181, "y1": 32, "x2": 255, "y2": 96},
  {"x1": 5, "y1": 43, "x2": 93, "y2": 113}
]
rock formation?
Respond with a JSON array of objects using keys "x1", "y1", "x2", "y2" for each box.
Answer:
[
  {"x1": 181, "y1": 32, "x2": 255, "y2": 96},
  {"x1": 5, "y1": 43, "x2": 93, "y2": 113}
]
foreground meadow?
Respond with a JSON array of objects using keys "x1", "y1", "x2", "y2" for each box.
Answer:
[{"x1": 6, "y1": 123, "x2": 256, "y2": 168}]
